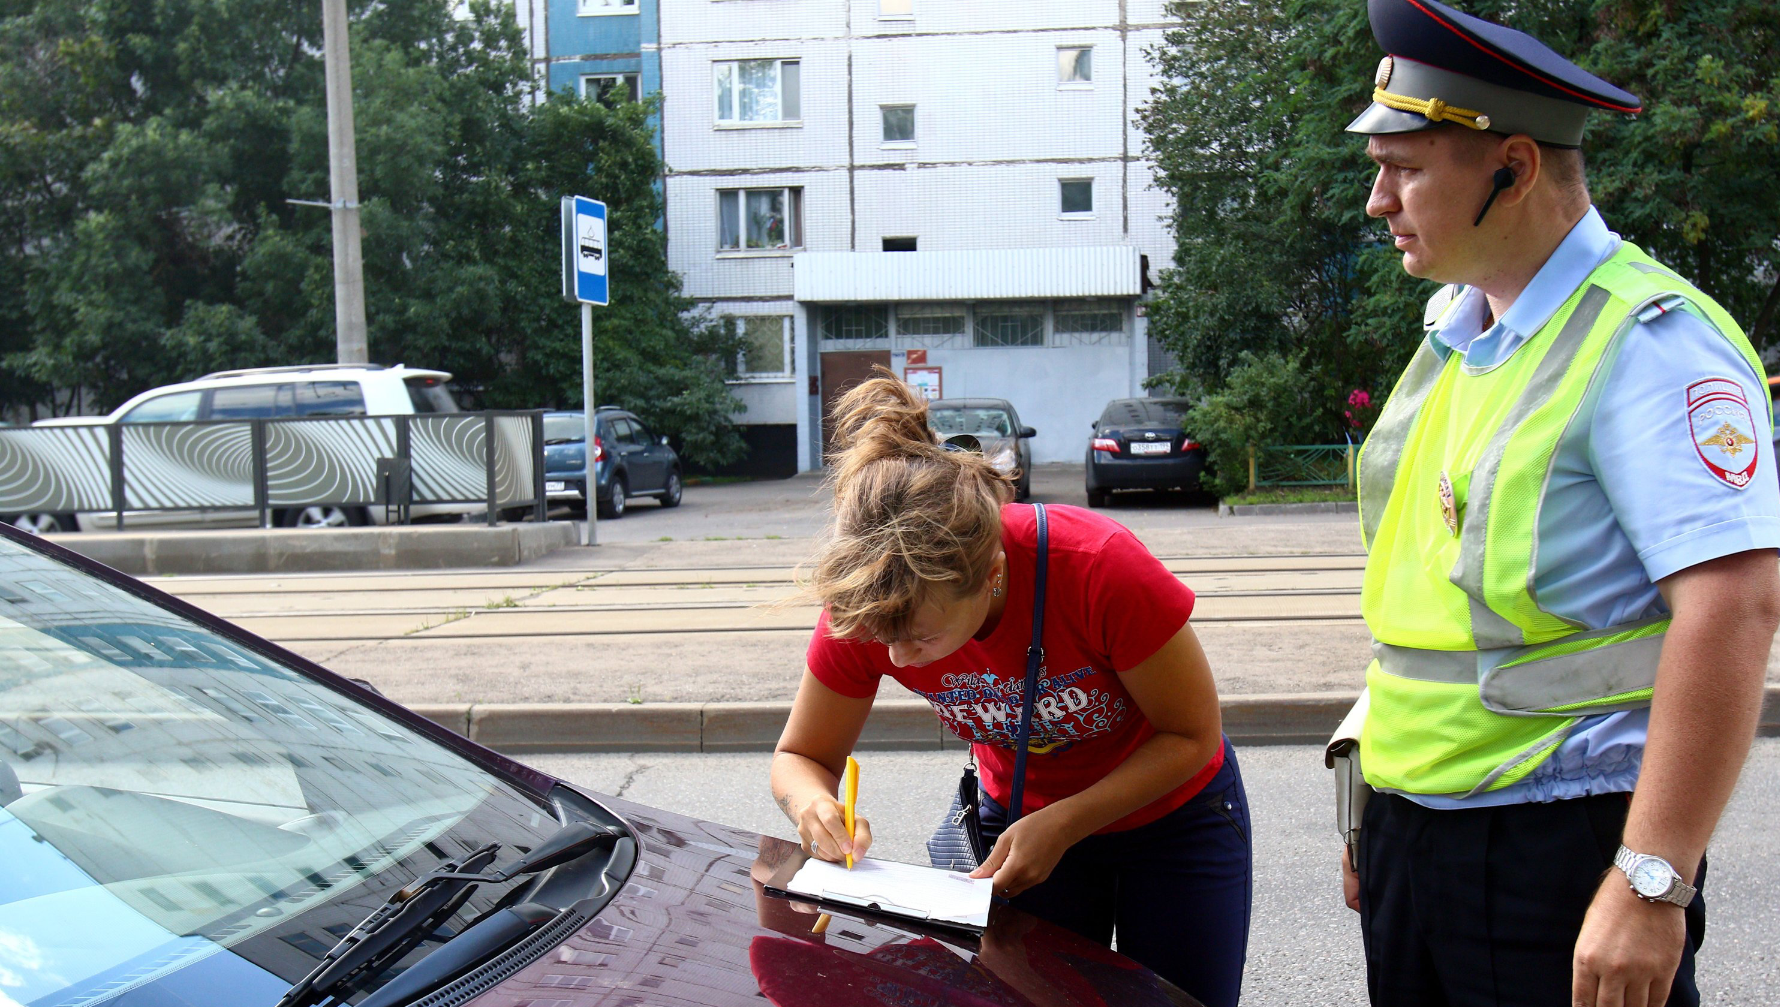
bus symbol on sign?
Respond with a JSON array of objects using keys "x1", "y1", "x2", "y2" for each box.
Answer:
[{"x1": 562, "y1": 195, "x2": 610, "y2": 306}]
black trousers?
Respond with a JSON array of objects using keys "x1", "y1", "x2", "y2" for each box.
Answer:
[
  {"x1": 1358, "y1": 792, "x2": 1707, "y2": 1007},
  {"x1": 978, "y1": 742, "x2": 1253, "y2": 1007}
]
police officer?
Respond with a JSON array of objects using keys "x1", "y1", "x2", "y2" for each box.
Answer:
[{"x1": 1337, "y1": 1, "x2": 1780, "y2": 1004}]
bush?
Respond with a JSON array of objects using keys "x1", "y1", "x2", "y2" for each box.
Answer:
[{"x1": 1184, "y1": 352, "x2": 1331, "y2": 497}]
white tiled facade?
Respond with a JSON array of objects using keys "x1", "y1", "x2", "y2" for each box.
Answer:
[{"x1": 660, "y1": 1, "x2": 1176, "y2": 472}]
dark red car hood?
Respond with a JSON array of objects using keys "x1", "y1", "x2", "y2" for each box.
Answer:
[{"x1": 471, "y1": 790, "x2": 1200, "y2": 1007}]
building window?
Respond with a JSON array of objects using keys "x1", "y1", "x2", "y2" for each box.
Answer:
[
  {"x1": 1060, "y1": 178, "x2": 1094, "y2": 217},
  {"x1": 717, "y1": 188, "x2": 803, "y2": 251},
  {"x1": 726, "y1": 316, "x2": 794, "y2": 378},
  {"x1": 881, "y1": 236, "x2": 917, "y2": 252},
  {"x1": 974, "y1": 304, "x2": 1045, "y2": 348},
  {"x1": 879, "y1": 0, "x2": 914, "y2": 17},
  {"x1": 880, "y1": 105, "x2": 915, "y2": 145},
  {"x1": 579, "y1": 0, "x2": 637, "y2": 14},
  {"x1": 1054, "y1": 300, "x2": 1127, "y2": 345},
  {"x1": 818, "y1": 306, "x2": 890, "y2": 347},
  {"x1": 715, "y1": 59, "x2": 801, "y2": 124},
  {"x1": 1057, "y1": 46, "x2": 1093, "y2": 86},
  {"x1": 582, "y1": 73, "x2": 641, "y2": 106},
  {"x1": 896, "y1": 303, "x2": 967, "y2": 348}
]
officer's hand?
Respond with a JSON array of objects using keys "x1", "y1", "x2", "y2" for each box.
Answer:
[
  {"x1": 969, "y1": 807, "x2": 1075, "y2": 899},
  {"x1": 1341, "y1": 846, "x2": 1360, "y2": 912},
  {"x1": 795, "y1": 793, "x2": 873, "y2": 865},
  {"x1": 1571, "y1": 878, "x2": 1685, "y2": 1007}
]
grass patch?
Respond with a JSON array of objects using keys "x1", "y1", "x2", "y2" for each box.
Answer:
[{"x1": 1221, "y1": 486, "x2": 1357, "y2": 507}]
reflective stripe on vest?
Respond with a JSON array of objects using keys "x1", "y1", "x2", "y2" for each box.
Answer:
[{"x1": 1357, "y1": 242, "x2": 1767, "y2": 797}]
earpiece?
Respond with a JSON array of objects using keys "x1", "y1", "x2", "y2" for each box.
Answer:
[{"x1": 1473, "y1": 166, "x2": 1517, "y2": 227}]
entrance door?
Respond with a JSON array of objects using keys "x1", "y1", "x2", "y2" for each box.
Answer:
[{"x1": 819, "y1": 350, "x2": 892, "y2": 460}]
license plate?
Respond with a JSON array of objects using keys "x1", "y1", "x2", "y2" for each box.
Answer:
[
  {"x1": 545, "y1": 481, "x2": 567, "y2": 492},
  {"x1": 1129, "y1": 442, "x2": 1172, "y2": 455}
]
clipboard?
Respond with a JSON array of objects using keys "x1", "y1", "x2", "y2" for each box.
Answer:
[{"x1": 761, "y1": 854, "x2": 990, "y2": 936}]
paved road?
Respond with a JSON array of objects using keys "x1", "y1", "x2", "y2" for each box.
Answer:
[
  {"x1": 139, "y1": 468, "x2": 1386, "y2": 706},
  {"x1": 525, "y1": 739, "x2": 1780, "y2": 1006}
]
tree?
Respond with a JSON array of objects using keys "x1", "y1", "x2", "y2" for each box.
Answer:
[
  {"x1": 0, "y1": 0, "x2": 746, "y2": 464},
  {"x1": 1139, "y1": 0, "x2": 1780, "y2": 440}
]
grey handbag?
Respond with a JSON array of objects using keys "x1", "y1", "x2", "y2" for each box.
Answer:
[{"x1": 927, "y1": 503, "x2": 1050, "y2": 871}]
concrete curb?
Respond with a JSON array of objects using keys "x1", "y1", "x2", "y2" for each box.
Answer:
[
  {"x1": 410, "y1": 685, "x2": 1780, "y2": 754},
  {"x1": 49, "y1": 521, "x2": 578, "y2": 575},
  {"x1": 1218, "y1": 501, "x2": 1359, "y2": 517}
]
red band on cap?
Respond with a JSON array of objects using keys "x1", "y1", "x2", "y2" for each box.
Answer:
[{"x1": 1401, "y1": 0, "x2": 1641, "y2": 113}]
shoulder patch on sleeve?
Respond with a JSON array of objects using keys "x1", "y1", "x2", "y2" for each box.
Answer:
[{"x1": 1687, "y1": 377, "x2": 1761, "y2": 491}]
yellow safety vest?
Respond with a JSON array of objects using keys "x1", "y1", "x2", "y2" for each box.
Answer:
[{"x1": 1357, "y1": 242, "x2": 1766, "y2": 797}]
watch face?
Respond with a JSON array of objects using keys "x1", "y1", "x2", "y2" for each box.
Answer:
[{"x1": 1630, "y1": 859, "x2": 1672, "y2": 897}]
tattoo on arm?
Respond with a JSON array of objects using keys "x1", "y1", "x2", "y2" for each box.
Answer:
[{"x1": 776, "y1": 792, "x2": 794, "y2": 823}]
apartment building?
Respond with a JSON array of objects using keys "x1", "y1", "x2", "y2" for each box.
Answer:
[
  {"x1": 545, "y1": 0, "x2": 661, "y2": 105},
  {"x1": 658, "y1": 1, "x2": 1175, "y2": 475}
]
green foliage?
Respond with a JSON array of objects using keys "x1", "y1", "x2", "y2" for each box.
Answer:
[
  {"x1": 0, "y1": 0, "x2": 746, "y2": 464},
  {"x1": 1183, "y1": 352, "x2": 1331, "y2": 497},
  {"x1": 1140, "y1": 0, "x2": 1780, "y2": 448}
]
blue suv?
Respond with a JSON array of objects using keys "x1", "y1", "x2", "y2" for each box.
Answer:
[{"x1": 542, "y1": 408, "x2": 683, "y2": 519}]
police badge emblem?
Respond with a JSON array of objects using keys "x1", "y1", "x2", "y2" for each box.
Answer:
[
  {"x1": 1687, "y1": 377, "x2": 1760, "y2": 490},
  {"x1": 1437, "y1": 470, "x2": 1458, "y2": 535}
]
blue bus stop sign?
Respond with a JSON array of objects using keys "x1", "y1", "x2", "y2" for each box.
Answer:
[{"x1": 561, "y1": 196, "x2": 609, "y2": 306}]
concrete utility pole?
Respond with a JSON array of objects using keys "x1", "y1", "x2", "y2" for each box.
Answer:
[{"x1": 321, "y1": 0, "x2": 369, "y2": 364}]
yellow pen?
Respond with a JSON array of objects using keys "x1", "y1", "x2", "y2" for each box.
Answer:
[{"x1": 843, "y1": 755, "x2": 860, "y2": 870}]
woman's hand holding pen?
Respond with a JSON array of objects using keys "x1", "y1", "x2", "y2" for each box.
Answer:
[
  {"x1": 793, "y1": 792, "x2": 874, "y2": 864},
  {"x1": 970, "y1": 805, "x2": 1078, "y2": 899}
]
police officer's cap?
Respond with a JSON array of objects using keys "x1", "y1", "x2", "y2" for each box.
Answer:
[{"x1": 1346, "y1": 0, "x2": 1640, "y2": 148}]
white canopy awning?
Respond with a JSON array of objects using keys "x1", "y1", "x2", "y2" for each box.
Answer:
[{"x1": 792, "y1": 246, "x2": 1144, "y2": 303}]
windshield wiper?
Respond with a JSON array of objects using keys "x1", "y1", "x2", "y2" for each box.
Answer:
[{"x1": 274, "y1": 821, "x2": 619, "y2": 1007}]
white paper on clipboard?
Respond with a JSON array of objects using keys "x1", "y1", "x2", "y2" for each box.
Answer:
[{"x1": 786, "y1": 858, "x2": 992, "y2": 929}]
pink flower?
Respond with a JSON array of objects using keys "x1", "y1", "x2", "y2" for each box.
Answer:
[{"x1": 1347, "y1": 389, "x2": 1372, "y2": 409}]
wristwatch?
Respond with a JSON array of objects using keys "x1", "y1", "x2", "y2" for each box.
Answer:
[{"x1": 1613, "y1": 846, "x2": 1696, "y2": 907}]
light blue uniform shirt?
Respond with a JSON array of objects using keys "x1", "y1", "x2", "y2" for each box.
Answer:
[{"x1": 1404, "y1": 207, "x2": 1780, "y2": 809}]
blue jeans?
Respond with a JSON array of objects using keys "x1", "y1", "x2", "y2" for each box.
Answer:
[{"x1": 977, "y1": 739, "x2": 1253, "y2": 1007}]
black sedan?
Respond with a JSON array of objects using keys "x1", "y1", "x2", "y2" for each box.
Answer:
[
  {"x1": 0, "y1": 526, "x2": 1200, "y2": 1007},
  {"x1": 1085, "y1": 397, "x2": 1207, "y2": 506}
]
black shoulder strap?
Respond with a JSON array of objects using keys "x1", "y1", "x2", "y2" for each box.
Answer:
[{"x1": 1006, "y1": 503, "x2": 1048, "y2": 823}]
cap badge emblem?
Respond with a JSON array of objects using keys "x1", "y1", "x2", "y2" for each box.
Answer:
[
  {"x1": 1375, "y1": 56, "x2": 1394, "y2": 89},
  {"x1": 1437, "y1": 471, "x2": 1459, "y2": 536}
]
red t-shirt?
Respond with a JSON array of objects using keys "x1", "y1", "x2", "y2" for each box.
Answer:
[{"x1": 806, "y1": 503, "x2": 1223, "y2": 833}]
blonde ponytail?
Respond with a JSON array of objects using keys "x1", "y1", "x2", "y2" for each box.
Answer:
[{"x1": 810, "y1": 369, "x2": 1013, "y2": 641}]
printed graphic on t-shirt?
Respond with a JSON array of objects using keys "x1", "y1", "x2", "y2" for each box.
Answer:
[
  {"x1": 917, "y1": 665, "x2": 1130, "y2": 754},
  {"x1": 1687, "y1": 377, "x2": 1759, "y2": 490}
]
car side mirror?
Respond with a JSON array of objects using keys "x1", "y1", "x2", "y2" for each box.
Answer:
[{"x1": 1020, "y1": 427, "x2": 1037, "y2": 439}]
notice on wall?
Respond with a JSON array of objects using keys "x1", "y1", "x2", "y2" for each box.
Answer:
[{"x1": 904, "y1": 366, "x2": 942, "y2": 402}]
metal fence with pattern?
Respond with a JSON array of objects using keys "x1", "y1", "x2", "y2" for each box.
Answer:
[{"x1": 0, "y1": 412, "x2": 545, "y2": 529}]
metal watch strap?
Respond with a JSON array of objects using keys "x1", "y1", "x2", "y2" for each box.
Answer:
[{"x1": 1614, "y1": 845, "x2": 1696, "y2": 907}]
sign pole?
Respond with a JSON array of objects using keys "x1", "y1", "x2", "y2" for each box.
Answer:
[
  {"x1": 321, "y1": 0, "x2": 368, "y2": 364},
  {"x1": 563, "y1": 195, "x2": 609, "y2": 547},
  {"x1": 582, "y1": 301, "x2": 596, "y2": 546}
]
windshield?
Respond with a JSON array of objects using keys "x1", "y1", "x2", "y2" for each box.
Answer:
[
  {"x1": 0, "y1": 536, "x2": 557, "y2": 1006},
  {"x1": 930, "y1": 407, "x2": 1014, "y2": 438},
  {"x1": 404, "y1": 377, "x2": 461, "y2": 414},
  {"x1": 542, "y1": 414, "x2": 587, "y2": 444},
  {"x1": 1099, "y1": 398, "x2": 1190, "y2": 427}
]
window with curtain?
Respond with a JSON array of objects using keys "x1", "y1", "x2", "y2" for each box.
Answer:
[
  {"x1": 717, "y1": 188, "x2": 804, "y2": 250},
  {"x1": 715, "y1": 59, "x2": 801, "y2": 123},
  {"x1": 1057, "y1": 46, "x2": 1092, "y2": 85}
]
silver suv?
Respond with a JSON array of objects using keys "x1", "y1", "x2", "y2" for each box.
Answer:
[{"x1": 19, "y1": 364, "x2": 465, "y2": 532}]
